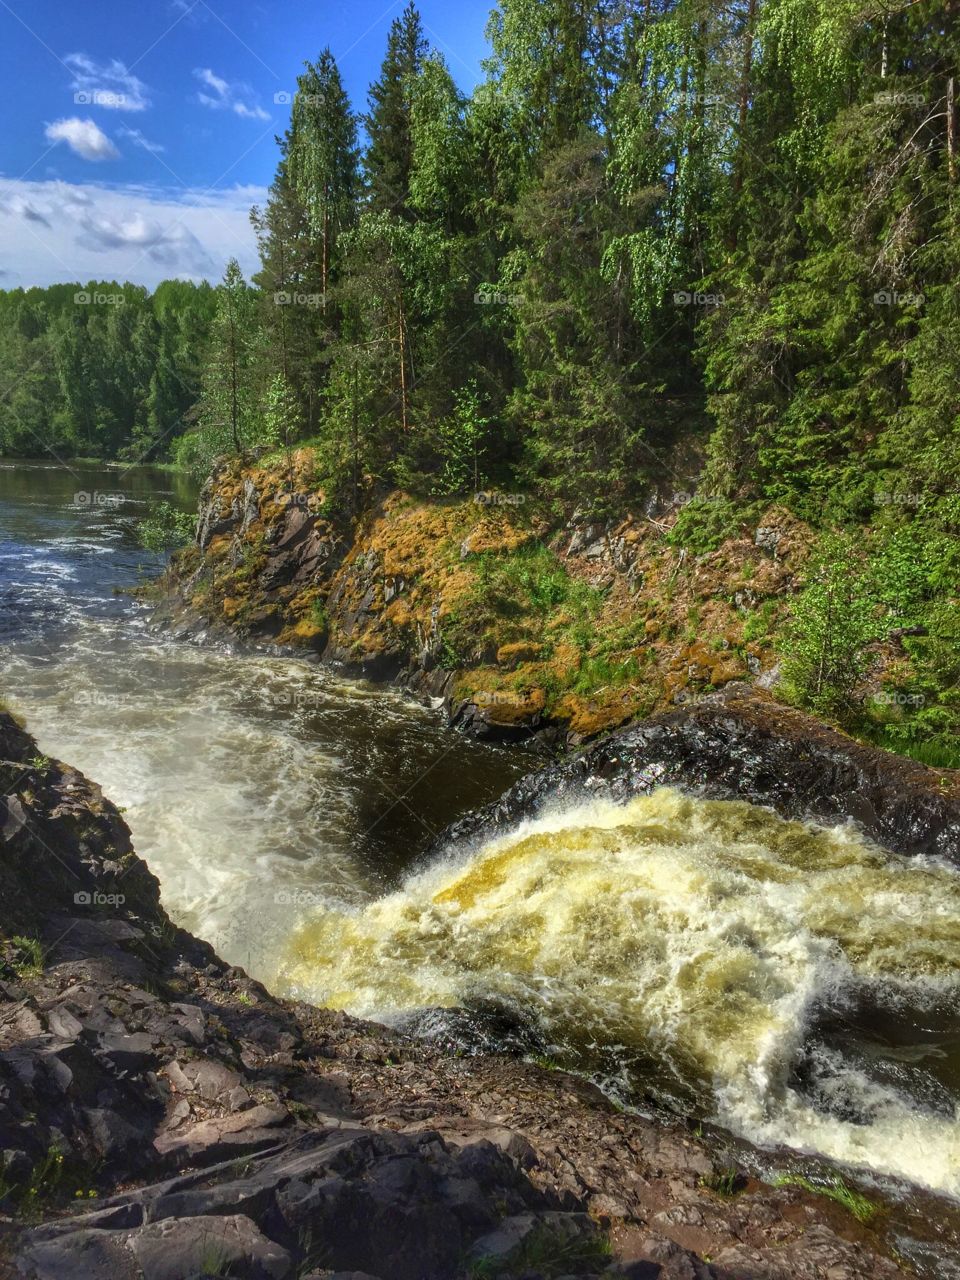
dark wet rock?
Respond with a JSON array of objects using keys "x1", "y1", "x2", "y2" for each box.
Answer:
[
  {"x1": 433, "y1": 685, "x2": 960, "y2": 863},
  {"x1": 395, "y1": 1001, "x2": 548, "y2": 1058},
  {"x1": 21, "y1": 1213, "x2": 293, "y2": 1280}
]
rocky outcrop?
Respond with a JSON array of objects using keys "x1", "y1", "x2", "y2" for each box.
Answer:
[
  {"x1": 152, "y1": 454, "x2": 816, "y2": 747},
  {"x1": 0, "y1": 708, "x2": 923, "y2": 1279}
]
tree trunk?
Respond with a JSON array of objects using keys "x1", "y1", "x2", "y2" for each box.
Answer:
[
  {"x1": 322, "y1": 206, "x2": 329, "y2": 313},
  {"x1": 398, "y1": 292, "x2": 409, "y2": 433}
]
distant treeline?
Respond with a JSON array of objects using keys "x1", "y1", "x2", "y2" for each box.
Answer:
[{"x1": 0, "y1": 281, "x2": 215, "y2": 462}]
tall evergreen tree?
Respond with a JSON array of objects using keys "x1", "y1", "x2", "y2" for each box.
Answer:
[
  {"x1": 288, "y1": 50, "x2": 360, "y2": 302},
  {"x1": 364, "y1": 3, "x2": 428, "y2": 215},
  {"x1": 185, "y1": 261, "x2": 260, "y2": 473}
]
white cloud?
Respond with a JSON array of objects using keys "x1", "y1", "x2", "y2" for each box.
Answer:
[
  {"x1": 65, "y1": 53, "x2": 150, "y2": 112},
  {"x1": 0, "y1": 179, "x2": 265, "y2": 288},
  {"x1": 194, "y1": 68, "x2": 270, "y2": 122},
  {"x1": 75, "y1": 211, "x2": 213, "y2": 275},
  {"x1": 233, "y1": 102, "x2": 270, "y2": 121},
  {"x1": 197, "y1": 67, "x2": 230, "y2": 99},
  {"x1": 45, "y1": 117, "x2": 120, "y2": 162},
  {"x1": 0, "y1": 197, "x2": 52, "y2": 228},
  {"x1": 117, "y1": 126, "x2": 165, "y2": 155}
]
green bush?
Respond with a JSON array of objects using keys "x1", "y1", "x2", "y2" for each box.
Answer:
[
  {"x1": 668, "y1": 497, "x2": 751, "y2": 555},
  {"x1": 780, "y1": 534, "x2": 878, "y2": 717},
  {"x1": 137, "y1": 502, "x2": 197, "y2": 552}
]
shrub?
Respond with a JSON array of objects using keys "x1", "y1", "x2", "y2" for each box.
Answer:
[{"x1": 780, "y1": 534, "x2": 877, "y2": 717}]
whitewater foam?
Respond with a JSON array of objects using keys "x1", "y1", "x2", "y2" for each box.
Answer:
[{"x1": 279, "y1": 788, "x2": 960, "y2": 1198}]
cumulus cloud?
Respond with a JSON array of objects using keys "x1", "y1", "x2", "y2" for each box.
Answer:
[
  {"x1": 194, "y1": 68, "x2": 270, "y2": 122},
  {"x1": 45, "y1": 117, "x2": 119, "y2": 162},
  {"x1": 65, "y1": 53, "x2": 150, "y2": 111},
  {"x1": 0, "y1": 178, "x2": 264, "y2": 288},
  {"x1": 117, "y1": 126, "x2": 165, "y2": 155}
]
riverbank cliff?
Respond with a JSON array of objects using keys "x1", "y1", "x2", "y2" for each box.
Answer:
[{"x1": 151, "y1": 451, "x2": 815, "y2": 747}]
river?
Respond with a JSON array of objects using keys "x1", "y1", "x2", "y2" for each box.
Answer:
[
  {"x1": 0, "y1": 460, "x2": 528, "y2": 978},
  {"x1": 1, "y1": 459, "x2": 959, "y2": 1274}
]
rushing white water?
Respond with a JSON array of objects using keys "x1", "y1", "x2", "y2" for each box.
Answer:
[
  {"x1": 0, "y1": 462, "x2": 525, "y2": 984},
  {"x1": 280, "y1": 787, "x2": 960, "y2": 1198}
]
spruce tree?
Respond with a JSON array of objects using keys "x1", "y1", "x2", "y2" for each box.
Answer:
[{"x1": 364, "y1": 3, "x2": 428, "y2": 215}]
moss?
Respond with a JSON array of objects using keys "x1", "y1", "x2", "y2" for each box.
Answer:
[{"x1": 181, "y1": 463, "x2": 940, "y2": 753}]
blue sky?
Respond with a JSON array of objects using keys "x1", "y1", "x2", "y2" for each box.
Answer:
[{"x1": 0, "y1": 0, "x2": 494, "y2": 289}]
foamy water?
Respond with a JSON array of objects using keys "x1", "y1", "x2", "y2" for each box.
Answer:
[
  {"x1": 0, "y1": 462, "x2": 525, "y2": 983},
  {"x1": 280, "y1": 788, "x2": 960, "y2": 1198},
  {"x1": 3, "y1": 462, "x2": 960, "y2": 1218}
]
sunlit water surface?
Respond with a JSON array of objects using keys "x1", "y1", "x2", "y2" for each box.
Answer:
[{"x1": 0, "y1": 461, "x2": 527, "y2": 979}]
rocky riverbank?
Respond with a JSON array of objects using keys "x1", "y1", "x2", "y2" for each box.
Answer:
[
  {"x1": 152, "y1": 452, "x2": 941, "y2": 760},
  {"x1": 0, "y1": 701, "x2": 944, "y2": 1280},
  {"x1": 150, "y1": 451, "x2": 812, "y2": 747}
]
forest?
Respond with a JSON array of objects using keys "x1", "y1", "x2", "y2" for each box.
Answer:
[
  {"x1": 183, "y1": 0, "x2": 959, "y2": 531},
  {"x1": 1, "y1": 0, "x2": 957, "y2": 747},
  {"x1": 0, "y1": 280, "x2": 215, "y2": 461},
  {"x1": 3, "y1": 0, "x2": 956, "y2": 530}
]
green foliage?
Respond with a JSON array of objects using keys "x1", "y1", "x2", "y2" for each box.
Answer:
[
  {"x1": 0, "y1": 280, "x2": 214, "y2": 461},
  {"x1": 774, "y1": 1173, "x2": 878, "y2": 1223},
  {"x1": 779, "y1": 513, "x2": 960, "y2": 761},
  {"x1": 780, "y1": 534, "x2": 877, "y2": 717},
  {"x1": 4, "y1": 4, "x2": 960, "y2": 764},
  {"x1": 137, "y1": 502, "x2": 197, "y2": 552},
  {"x1": 431, "y1": 381, "x2": 489, "y2": 496},
  {"x1": 700, "y1": 1166, "x2": 746, "y2": 1198},
  {"x1": 668, "y1": 498, "x2": 748, "y2": 554},
  {"x1": 473, "y1": 544, "x2": 601, "y2": 621},
  {"x1": 180, "y1": 260, "x2": 261, "y2": 475},
  {"x1": 262, "y1": 372, "x2": 299, "y2": 451},
  {"x1": 7, "y1": 935, "x2": 43, "y2": 978},
  {"x1": 468, "y1": 1220, "x2": 611, "y2": 1279},
  {"x1": 364, "y1": 2, "x2": 428, "y2": 214}
]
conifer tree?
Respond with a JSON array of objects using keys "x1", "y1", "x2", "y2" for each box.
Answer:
[
  {"x1": 186, "y1": 260, "x2": 259, "y2": 473},
  {"x1": 364, "y1": 3, "x2": 428, "y2": 215},
  {"x1": 288, "y1": 50, "x2": 360, "y2": 302}
]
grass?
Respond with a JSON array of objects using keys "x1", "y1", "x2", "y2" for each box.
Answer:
[
  {"x1": 530, "y1": 1053, "x2": 565, "y2": 1072},
  {"x1": 309, "y1": 598, "x2": 329, "y2": 631},
  {"x1": 468, "y1": 1221, "x2": 612, "y2": 1279},
  {"x1": 470, "y1": 543, "x2": 603, "y2": 629},
  {"x1": 571, "y1": 652, "x2": 645, "y2": 696},
  {"x1": 774, "y1": 1172, "x2": 879, "y2": 1223},
  {"x1": 700, "y1": 1166, "x2": 746, "y2": 1198},
  {"x1": 198, "y1": 1241, "x2": 233, "y2": 1277},
  {"x1": 0, "y1": 1145, "x2": 79, "y2": 1219},
  {"x1": 7, "y1": 935, "x2": 44, "y2": 978}
]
